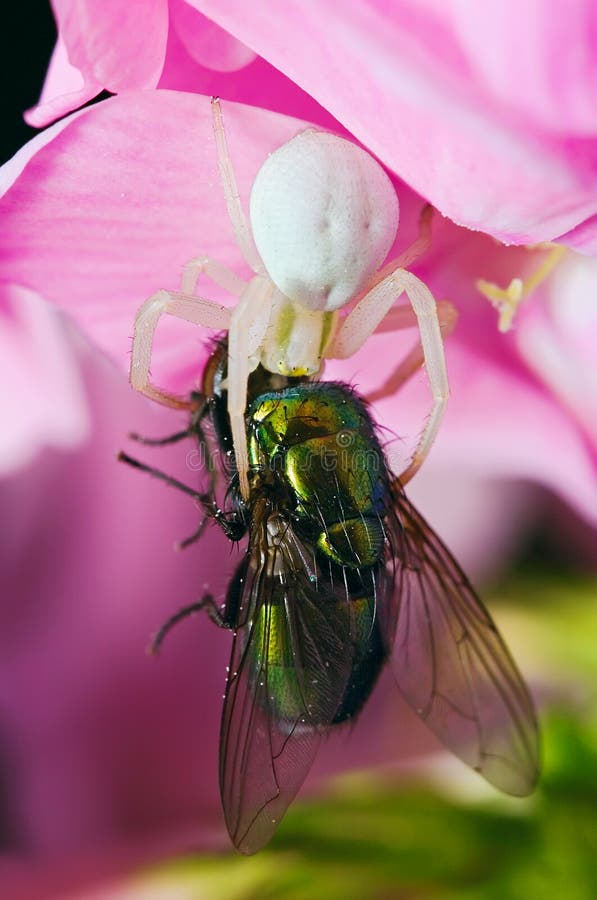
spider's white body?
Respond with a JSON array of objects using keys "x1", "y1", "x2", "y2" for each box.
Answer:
[
  {"x1": 130, "y1": 100, "x2": 455, "y2": 498},
  {"x1": 251, "y1": 130, "x2": 399, "y2": 313}
]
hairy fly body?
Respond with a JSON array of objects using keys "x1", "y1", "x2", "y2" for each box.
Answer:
[{"x1": 120, "y1": 341, "x2": 540, "y2": 855}]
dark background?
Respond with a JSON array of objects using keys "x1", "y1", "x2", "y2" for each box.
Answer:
[{"x1": 2, "y1": 0, "x2": 56, "y2": 164}]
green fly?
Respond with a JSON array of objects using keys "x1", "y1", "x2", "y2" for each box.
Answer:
[{"x1": 119, "y1": 340, "x2": 540, "y2": 855}]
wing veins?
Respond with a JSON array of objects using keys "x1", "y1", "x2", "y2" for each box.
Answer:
[{"x1": 385, "y1": 486, "x2": 539, "y2": 795}]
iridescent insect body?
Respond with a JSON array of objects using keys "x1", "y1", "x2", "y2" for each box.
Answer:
[{"x1": 120, "y1": 342, "x2": 540, "y2": 855}]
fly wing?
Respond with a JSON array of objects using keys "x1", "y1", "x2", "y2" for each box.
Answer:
[
  {"x1": 381, "y1": 484, "x2": 540, "y2": 796},
  {"x1": 219, "y1": 512, "x2": 353, "y2": 854}
]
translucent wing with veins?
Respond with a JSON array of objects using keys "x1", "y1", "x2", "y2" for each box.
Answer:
[{"x1": 382, "y1": 484, "x2": 540, "y2": 796}]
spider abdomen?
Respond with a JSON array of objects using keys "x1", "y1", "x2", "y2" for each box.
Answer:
[{"x1": 249, "y1": 130, "x2": 399, "y2": 312}]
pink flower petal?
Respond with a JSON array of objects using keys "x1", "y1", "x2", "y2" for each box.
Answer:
[
  {"x1": 1, "y1": 90, "x2": 595, "y2": 524},
  {"x1": 428, "y1": 342, "x2": 597, "y2": 525},
  {"x1": 157, "y1": 30, "x2": 338, "y2": 131},
  {"x1": 558, "y1": 213, "x2": 597, "y2": 254},
  {"x1": 191, "y1": 0, "x2": 597, "y2": 245},
  {"x1": 24, "y1": 37, "x2": 100, "y2": 129},
  {"x1": 516, "y1": 253, "x2": 597, "y2": 449},
  {"x1": 441, "y1": 0, "x2": 597, "y2": 135},
  {"x1": 27, "y1": 2, "x2": 341, "y2": 131},
  {"x1": 0, "y1": 92, "x2": 316, "y2": 394},
  {"x1": 170, "y1": 0, "x2": 256, "y2": 72},
  {"x1": 26, "y1": 3, "x2": 597, "y2": 245},
  {"x1": 0, "y1": 331, "x2": 227, "y2": 858},
  {"x1": 0, "y1": 284, "x2": 90, "y2": 472},
  {"x1": 26, "y1": 0, "x2": 169, "y2": 126},
  {"x1": 56, "y1": 0, "x2": 169, "y2": 90}
]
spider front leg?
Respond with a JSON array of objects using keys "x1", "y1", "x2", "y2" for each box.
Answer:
[
  {"x1": 211, "y1": 97, "x2": 265, "y2": 276},
  {"x1": 227, "y1": 276, "x2": 275, "y2": 500},
  {"x1": 367, "y1": 298, "x2": 457, "y2": 408},
  {"x1": 130, "y1": 288, "x2": 232, "y2": 409},
  {"x1": 330, "y1": 269, "x2": 454, "y2": 486}
]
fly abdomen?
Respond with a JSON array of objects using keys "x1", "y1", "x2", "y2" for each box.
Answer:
[
  {"x1": 246, "y1": 572, "x2": 386, "y2": 728},
  {"x1": 248, "y1": 596, "x2": 334, "y2": 727},
  {"x1": 332, "y1": 594, "x2": 387, "y2": 724}
]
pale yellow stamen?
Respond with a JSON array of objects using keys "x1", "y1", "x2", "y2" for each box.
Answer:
[{"x1": 477, "y1": 243, "x2": 567, "y2": 332}]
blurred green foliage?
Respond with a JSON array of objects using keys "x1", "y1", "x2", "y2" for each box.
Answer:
[{"x1": 140, "y1": 575, "x2": 597, "y2": 900}]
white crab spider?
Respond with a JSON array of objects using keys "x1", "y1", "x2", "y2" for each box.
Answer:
[{"x1": 130, "y1": 98, "x2": 456, "y2": 499}]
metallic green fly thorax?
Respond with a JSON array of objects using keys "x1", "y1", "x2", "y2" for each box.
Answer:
[{"x1": 248, "y1": 383, "x2": 390, "y2": 568}]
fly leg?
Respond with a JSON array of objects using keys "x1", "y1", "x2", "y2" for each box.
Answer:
[
  {"x1": 149, "y1": 593, "x2": 231, "y2": 656},
  {"x1": 127, "y1": 426, "x2": 194, "y2": 446},
  {"x1": 175, "y1": 519, "x2": 211, "y2": 551},
  {"x1": 117, "y1": 451, "x2": 245, "y2": 541},
  {"x1": 127, "y1": 394, "x2": 221, "y2": 498}
]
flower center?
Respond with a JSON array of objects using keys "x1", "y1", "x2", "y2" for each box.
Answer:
[{"x1": 477, "y1": 243, "x2": 567, "y2": 332}]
